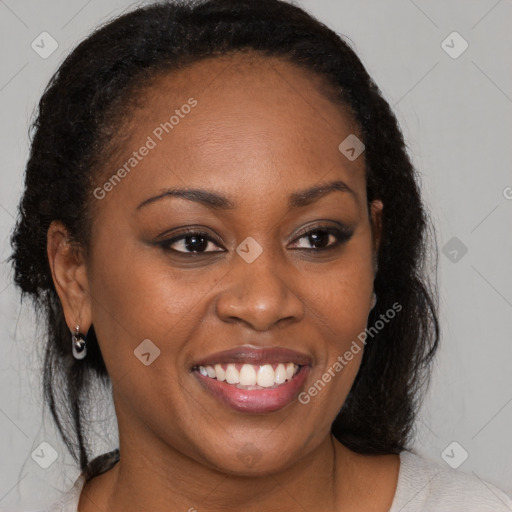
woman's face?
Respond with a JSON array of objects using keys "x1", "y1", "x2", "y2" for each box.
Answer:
[{"x1": 65, "y1": 54, "x2": 382, "y2": 474}]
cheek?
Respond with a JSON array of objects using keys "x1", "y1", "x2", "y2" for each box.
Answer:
[
  {"x1": 88, "y1": 236, "x2": 246, "y2": 379},
  {"x1": 305, "y1": 236, "x2": 375, "y2": 334},
  {"x1": 86, "y1": 232, "x2": 212, "y2": 377},
  {"x1": 297, "y1": 236, "x2": 373, "y2": 413}
]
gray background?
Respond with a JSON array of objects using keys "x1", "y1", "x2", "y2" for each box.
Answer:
[{"x1": 1, "y1": 0, "x2": 511, "y2": 510}]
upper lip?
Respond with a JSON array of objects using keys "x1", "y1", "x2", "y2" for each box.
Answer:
[{"x1": 191, "y1": 346, "x2": 313, "y2": 368}]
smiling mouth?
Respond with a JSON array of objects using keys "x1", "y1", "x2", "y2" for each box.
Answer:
[
  {"x1": 193, "y1": 362, "x2": 301, "y2": 390},
  {"x1": 190, "y1": 346, "x2": 312, "y2": 413}
]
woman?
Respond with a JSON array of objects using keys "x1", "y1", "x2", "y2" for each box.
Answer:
[{"x1": 9, "y1": 0, "x2": 511, "y2": 510}]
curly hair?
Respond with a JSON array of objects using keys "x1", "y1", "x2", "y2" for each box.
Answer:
[{"x1": 9, "y1": 0, "x2": 439, "y2": 472}]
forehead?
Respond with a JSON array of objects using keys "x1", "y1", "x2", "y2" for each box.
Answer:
[
  {"x1": 94, "y1": 53, "x2": 366, "y2": 215},
  {"x1": 134, "y1": 53, "x2": 359, "y2": 153}
]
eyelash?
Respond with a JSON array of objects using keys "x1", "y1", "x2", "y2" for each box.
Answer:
[{"x1": 157, "y1": 225, "x2": 353, "y2": 256}]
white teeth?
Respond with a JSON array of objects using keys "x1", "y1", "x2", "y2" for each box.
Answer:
[
  {"x1": 239, "y1": 364, "x2": 257, "y2": 386},
  {"x1": 275, "y1": 363, "x2": 287, "y2": 384},
  {"x1": 214, "y1": 364, "x2": 226, "y2": 382},
  {"x1": 256, "y1": 364, "x2": 275, "y2": 387},
  {"x1": 198, "y1": 362, "x2": 300, "y2": 388},
  {"x1": 225, "y1": 364, "x2": 240, "y2": 384}
]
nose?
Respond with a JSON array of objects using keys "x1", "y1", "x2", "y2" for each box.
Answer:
[{"x1": 214, "y1": 251, "x2": 304, "y2": 331}]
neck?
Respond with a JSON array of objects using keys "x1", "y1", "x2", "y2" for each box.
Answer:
[
  {"x1": 78, "y1": 400, "x2": 398, "y2": 512},
  {"x1": 80, "y1": 430, "x2": 362, "y2": 511}
]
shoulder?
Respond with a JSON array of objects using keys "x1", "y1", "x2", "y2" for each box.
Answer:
[{"x1": 390, "y1": 450, "x2": 512, "y2": 512}]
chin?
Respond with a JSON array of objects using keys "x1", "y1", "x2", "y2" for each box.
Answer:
[{"x1": 199, "y1": 439, "x2": 303, "y2": 477}]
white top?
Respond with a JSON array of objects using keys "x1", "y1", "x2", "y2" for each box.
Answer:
[{"x1": 31, "y1": 450, "x2": 512, "y2": 511}]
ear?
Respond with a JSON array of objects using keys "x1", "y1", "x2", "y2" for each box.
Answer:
[
  {"x1": 369, "y1": 199, "x2": 383, "y2": 274},
  {"x1": 46, "y1": 221, "x2": 92, "y2": 334}
]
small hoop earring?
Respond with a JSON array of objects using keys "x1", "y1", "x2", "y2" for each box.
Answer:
[
  {"x1": 370, "y1": 292, "x2": 377, "y2": 309},
  {"x1": 72, "y1": 324, "x2": 87, "y2": 360}
]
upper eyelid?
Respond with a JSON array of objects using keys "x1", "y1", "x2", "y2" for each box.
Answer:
[{"x1": 167, "y1": 224, "x2": 347, "y2": 240}]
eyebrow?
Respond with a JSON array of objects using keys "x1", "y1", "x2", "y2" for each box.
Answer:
[{"x1": 135, "y1": 179, "x2": 355, "y2": 212}]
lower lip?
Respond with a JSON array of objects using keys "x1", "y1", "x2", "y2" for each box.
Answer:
[{"x1": 193, "y1": 365, "x2": 311, "y2": 413}]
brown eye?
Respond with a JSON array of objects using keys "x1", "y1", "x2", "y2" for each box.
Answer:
[
  {"x1": 158, "y1": 231, "x2": 224, "y2": 255},
  {"x1": 290, "y1": 226, "x2": 353, "y2": 251}
]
